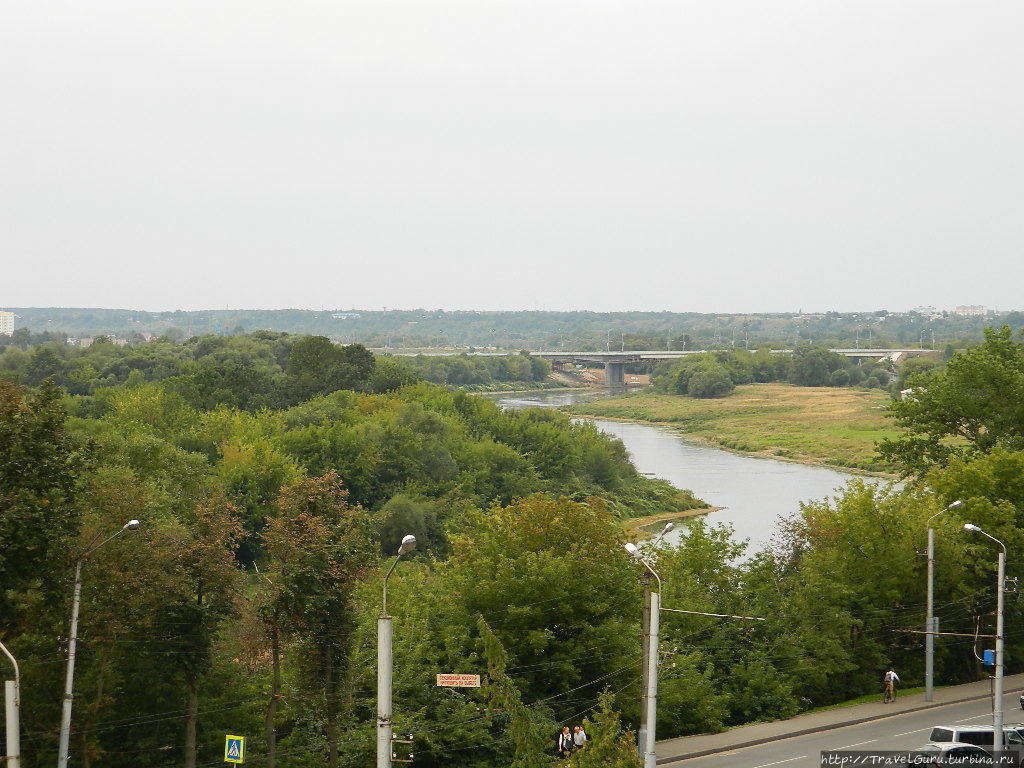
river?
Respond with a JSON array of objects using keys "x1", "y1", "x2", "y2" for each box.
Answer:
[{"x1": 490, "y1": 389, "x2": 890, "y2": 554}]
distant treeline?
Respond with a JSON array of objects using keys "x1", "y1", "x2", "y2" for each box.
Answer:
[
  {"x1": 395, "y1": 351, "x2": 551, "y2": 389},
  {"x1": 6, "y1": 306, "x2": 1024, "y2": 350},
  {"x1": 0, "y1": 332, "x2": 555, "y2": 404},
  {"x1": 651, "y1": 346, "x2": 942, "y2": 398}
]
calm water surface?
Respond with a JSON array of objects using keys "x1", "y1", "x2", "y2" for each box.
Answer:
[{"x1": 490, "y1": 389, "x2": 889, "y2": 553}]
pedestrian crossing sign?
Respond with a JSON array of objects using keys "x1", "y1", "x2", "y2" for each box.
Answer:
[{"x1": 224, "y1": 735, "x2": 245, "y2": 764}]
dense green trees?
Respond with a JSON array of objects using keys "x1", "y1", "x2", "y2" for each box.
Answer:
[
  {"x1": 0, "y1": 333, "x2": 554, "y2": 401},
  {"x1": 1, "y1": 356, "x2": 706, "y2": 767},
  {"x1": 0, "y1": 381, "x2": 89, "y2": 624},
  {"x1": 879, "y1": 326, "x2": 1024, "y2": 475},
  {"x1": 652, "y1": 347, "x2": 892, "y2": 398},
  {"x1": 397, "y1": 352, "x2": 551, "y2": 389},
  {"x1": 7, "y1": 325, "x2": 1024, "y2": 768}
]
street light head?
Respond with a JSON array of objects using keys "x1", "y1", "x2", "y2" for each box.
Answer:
[
  {"x1": 398, "y1": 534, "x2": 417, "y2": 555},
  {"x1": 624, "y1": 542, "x2": 642, "y2": 560},
  {"x1": 964, "y1": 523, "x2": 982, "y2": 533},
  {"x1": 947, "y1": 500, "x2": 963, "y2": 510},
  {"x1": 661, "y1": 522, "x2": 676, "y2": 535},
  {"x1": 124, "y1": 520, "x2": 141, "y2": 530}
]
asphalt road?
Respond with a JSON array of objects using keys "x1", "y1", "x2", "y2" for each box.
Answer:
[{"x1": 661, "y1": 691, "x2": 1024, "y2": 768}]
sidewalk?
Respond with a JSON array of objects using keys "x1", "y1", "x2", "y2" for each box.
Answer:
[{"x1": 657, "y1": 673, "x2": 1024, "y2": 763}]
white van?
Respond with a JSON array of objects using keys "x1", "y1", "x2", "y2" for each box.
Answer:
[{"x1": 928, "y1": 725, "x2": 1024, "y2": 749}]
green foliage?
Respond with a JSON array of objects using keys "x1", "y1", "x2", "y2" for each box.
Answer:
[
  {"x1": 438, "y1": 496, "x2": 638, "y2": 706},
  {"x1": 687, "y1": 365, "x2": 735, "y2": 398},
  {"x1": 652, "y1": 346, "x2": 871, "y2": 400},
  {"x1": 21, "y1": 320, "x2": 1024, "y2": 767},
  {"x1": 789, "y1": 346, "x2": 847, "y2": 386},
  {"x1": 566, "y1": 689, "x2": 641, "y2": 768},
  {"x1": 264, "y1": 472, "x2": 378, "y2": 766},
  {"x1": 478, "y1": 616, "x2": 558, "y2": 768},
  {"x1": 829, "y1": 368, "x2": 850, "y2": 386},
  {"x1": 0, "y1": 381, "x2": 90, "y2": 623},
  {"x1": 399, "y1": 352, "x2": 552, "y2": 389},
  {"x1": 878, "y1": 326, "x2": 1024, "y2": 474}
]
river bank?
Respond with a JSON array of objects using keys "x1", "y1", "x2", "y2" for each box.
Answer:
[
  {"x1": 571, "y1": 413, "x2": 898, "y2": 479},
  {"x1": 491, "y1": 389, "x2": 887, "y2": 552},
  {"x1": 623, "y1": 506, "x2": 723, "y2": 537},
  {"x1": 565, "y1": 384, "x2": 899, "y2": 474}
]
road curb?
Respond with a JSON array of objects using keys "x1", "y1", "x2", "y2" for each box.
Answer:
[{"x1": 657, "y1": 685, "x2": 1024, "y2": 764}]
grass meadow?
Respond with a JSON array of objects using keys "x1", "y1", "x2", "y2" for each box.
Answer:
[{"x1": 566, "y1": 383, "x2": 900, "y2": 473}]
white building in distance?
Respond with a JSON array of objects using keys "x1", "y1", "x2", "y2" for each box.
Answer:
[
  {"x1": 954, "y1": 305, "x2": 986, "y2": 316},
  {"x1": 0, "y1": 311, "x2": 16, "y2": 336}
]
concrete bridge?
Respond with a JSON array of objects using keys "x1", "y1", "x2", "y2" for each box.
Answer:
[
  {"x1": 389, "y1": 348, "x2": 937, "y2": 386},
  {"x1": 528, "y1": 349, "x2": 935, "y2": 385}
]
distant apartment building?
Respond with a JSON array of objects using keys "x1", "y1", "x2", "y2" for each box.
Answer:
[
  {"x1": 0, "y1": 311, "x2": 15, "y2": 336},
  {"x1": 954, "y1": 305, "x2": 986, "y2": 316}
]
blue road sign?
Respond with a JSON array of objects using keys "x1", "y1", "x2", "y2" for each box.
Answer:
[{"x1": 224, "y1": 735, "x2": 245, "y2": 764}]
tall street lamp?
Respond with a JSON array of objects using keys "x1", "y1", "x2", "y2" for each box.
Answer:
[
  {"x1": 637, "y1": 523, "x2": 674, "y2": 760},
  {"x1": 378, "y1": 534, "x2": 416, "y2": 768},
  {"x1": 625, "y1": 541, "x2": 661, "y2": 768},
  {"x1": 925, "y1": 500, "x2": 962, "y2": 701},
  {"x1": 58, "y1": 519, "x2": 141, "y2": 768},
  {"x1": 964, "y1": 523, "x2": 1007, "y2": 749}
]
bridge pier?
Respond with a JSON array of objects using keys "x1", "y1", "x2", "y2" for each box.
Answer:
[{"x1": 604, "y1": 362, "x2": 625, "y2": 387}]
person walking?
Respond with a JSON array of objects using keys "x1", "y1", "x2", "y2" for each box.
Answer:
[
  {"x1": 573, "y1": 725, "x2": 588, "y2": 750},
  {"x1": 883, "y1": 667, "x2": 899, "y2": 703},
  {"x1": 558, "y1": 726, "x2": 575, "y2": 758}
]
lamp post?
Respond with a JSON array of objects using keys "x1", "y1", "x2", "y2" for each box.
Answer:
[
  {"x1": 1, "y1": 639, "x2": 19, "y2": 768},
  {"x1": 964, "y1": 523, "x2": 1006, "y2": 750},
  {"x1": 378, "y1": 534, "x2": 416, "y2": 768},
  {"x1": 58, "y1": 520, "x2": 140, "y2": 768},
  {"x1": 925, "y1": 500, "x2": 962, "y2": 702},
  {"x1": 637, "y1": 523, "x2": 674, "y2": 760},
  {"x1": 625, "y1": 541, "x2": 661, "y2": 768}
]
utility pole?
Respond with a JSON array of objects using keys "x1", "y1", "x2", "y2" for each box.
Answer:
[
  {"x1": 378, "y1": 535, "x2": 416, "y2": 768},
  {"x1": 638, "y1": 573, "x2": 652, "y2": 758},
  {"x1": 644, "y1": 589, "x2": 660, "y2": 768},
  {"x1": 996, "y1": 545, "x2": 1005, "y2": 748},
  {"x1": 637, "y1": 524, "x2": 674, "y2": 759},
  {"x1": 1, "y1": 639, "x2": 19, "y2": 768},
  {"x1": 926, "y1": 500, "x2": 962, "y2": 701},
  {"x1": 964, "y1": 524, "x2": 1007, "y2": 751},
  {"x1": 58, "y1": 521, "x2": 140, "y2": 768},
  {"x1": 625, "y1": 543, "x2": 662, "y2": 768}
]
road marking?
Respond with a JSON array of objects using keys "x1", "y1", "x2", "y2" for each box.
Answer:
[
  {"x1": 657, "y1": 685, "x2": 1024, "y2": 765},
  {"x1": 956, "y1": 714, "x2": 992, "y2": 723},
  {"x1": 893, "y1": 728, "x2": 930, "y2": 737},
  {"x1": 751, "y1": 757, "x2": 807, "y2": 768},
  {"x1": 837, "y1": 740, "x2": 877, "y2": 749}
]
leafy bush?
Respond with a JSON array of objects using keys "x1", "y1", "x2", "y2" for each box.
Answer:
[{"x1": 687, "y1": 366, "x2": 735, "y2": 398}]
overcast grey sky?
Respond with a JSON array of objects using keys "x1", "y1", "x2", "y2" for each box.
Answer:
[{"x1": 2, "y1": 1, "x2": 1021, "y2": 313}]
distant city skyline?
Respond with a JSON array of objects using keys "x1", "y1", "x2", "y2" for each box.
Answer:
[{"x1": 3, "y1": 1, "x2": 1021, "y2": 313}]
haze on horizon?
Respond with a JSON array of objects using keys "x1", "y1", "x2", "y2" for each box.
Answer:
[{"x1": 2, "y1": 1, "x2": 1022, "y2": 315}]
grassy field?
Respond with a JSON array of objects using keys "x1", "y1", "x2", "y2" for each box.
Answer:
[{"x1": 566, "y1": 384, "x2": 900, "y2": 473}]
